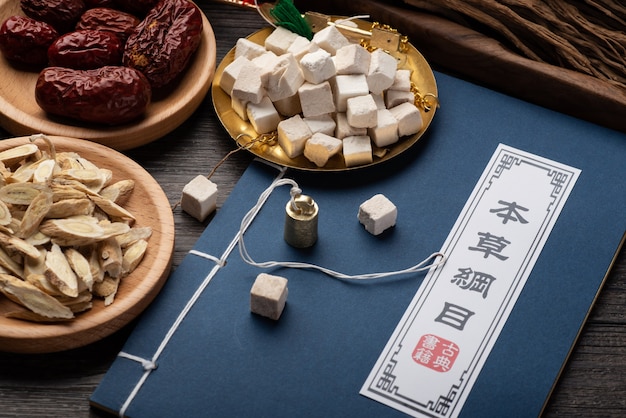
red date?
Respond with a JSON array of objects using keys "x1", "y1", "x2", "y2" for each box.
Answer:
[
  {"x1": 123, "y1": 0, "x2": 203, "y2": 89},
  {"x1": 75, "y1": 8, "x2": 140, "y2": 43},
  {"x1": 48, "y1": 30, "x2": 123, "y2": 69},
  {"x1": 35, "y1": 66, "x2": 152, "y2": 125},
  {"x1": 20, "y1": 0, "x2": 86, "y2": 33},
  {"x1": 114, "y1": 0, "x2": 160, "y2": 17},
  {"x1": 84, "y1": 0, "x2": 115, "y2": 7},
  {"x1": 0, "y1": 15, "x2": 58, "y2": 68}
]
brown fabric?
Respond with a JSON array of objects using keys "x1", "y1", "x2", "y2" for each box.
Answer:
[
  {"x1": 406, "y1": 0, "x2": 626, "y2": 89},
  {"x1": 300, "y1": 0, "x2": 626, "y2": 133}
]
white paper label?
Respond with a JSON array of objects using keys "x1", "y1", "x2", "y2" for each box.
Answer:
[{"x1": 360, "y1": 144, "x2": 580, "y2": 417}]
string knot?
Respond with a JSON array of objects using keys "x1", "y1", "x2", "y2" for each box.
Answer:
[
  {"x1": 290, "y1": 186, "x2": 302, "y2": 199},
  {"x1": 142, "y1": 361, "x2": 157, "y2": 371}
]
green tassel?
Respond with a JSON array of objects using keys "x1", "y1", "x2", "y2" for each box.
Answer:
[{"x1": 269, "y1": 0, "x2": 313, "y2": 40}]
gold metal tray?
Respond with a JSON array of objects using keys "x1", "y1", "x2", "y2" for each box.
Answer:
[{"x1": 211, "y1": 17, "x2": 438, "y2": 172}]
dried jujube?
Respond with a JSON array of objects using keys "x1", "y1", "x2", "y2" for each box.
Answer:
[
  {"x1": 35, "y1": 66, "x2": 152, "y2": 125},
  {"x1": 0, "y1": 15, "x2": 59, "y2": 67},
  {"x1": 48, "y1": 29, "x2": 123, "y2": 69},
  {"x1": 75, "y1": 7, "x2": 140, "y2": 43},
  {"x1": 114, "y1": 0, "x2": 160, "y2": 17},
  {"x1": 83, "y1": 0, "x2": 115, "y2": 8},
  {"x1": 123, "y1": 0, "x2": 203, "y2": 89},
  {"x1": 20, "y1": 0, "x2": 86, "y2": 33}
]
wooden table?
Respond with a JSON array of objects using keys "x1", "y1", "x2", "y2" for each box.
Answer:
[{"x1": 0, "y1": 1, "x2": 624, "y2": 417}]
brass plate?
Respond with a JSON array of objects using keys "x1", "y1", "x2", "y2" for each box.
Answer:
[{"x1": 212, "y1": 19, "x2": 438, "y2": 172}]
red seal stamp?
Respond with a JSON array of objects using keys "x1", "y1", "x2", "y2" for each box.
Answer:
[{"x1": 412, "y1": 334, "x2": 460, "y2": 372}]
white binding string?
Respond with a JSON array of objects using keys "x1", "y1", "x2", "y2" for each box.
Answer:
[
  {"x1": 335, "y1": 15, "x2": 371, "y2": 26},
  {"x1": 117, "y1": 352, "x2": 157, "y2": 371},
  {"x1": 117, "y1": 167, "x2": 289, "y2": 418},
  {"x1": 238, "y1": 178, "x2": 447, "y2": 280},
  {"x1": 189, "y1": 249, "x2": 227, "y2": 267},
  {"x1": 116, "y1": 260, "x2": 223, "y2": 417},
  {"x1": 115, "y1": 166, "x2": 444, "y2": 417}
]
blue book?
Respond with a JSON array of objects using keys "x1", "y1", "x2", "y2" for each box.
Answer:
[{"x1": 91, "y1": 72, "x2": 626, "y2": 417}]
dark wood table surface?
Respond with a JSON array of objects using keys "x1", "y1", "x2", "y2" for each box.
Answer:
[{"x1": 0, "y1": 1, "x2": 624, "y2": 417}]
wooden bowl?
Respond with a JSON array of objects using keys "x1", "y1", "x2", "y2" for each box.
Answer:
[
  {"x1": 0, "y1": 0, "x2": 217, "y2": 151},
  {"x1": 0, "y1": 136, "x2": 175, "y2": 353}
]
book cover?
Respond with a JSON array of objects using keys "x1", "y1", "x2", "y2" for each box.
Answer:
[{"x1": 91, "y1": 72, "x2": 626, "y2": 417}]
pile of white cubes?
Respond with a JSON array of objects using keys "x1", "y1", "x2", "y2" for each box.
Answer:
[{"x1": 221, "y1": 24, "x2": 424, "y2": 168}]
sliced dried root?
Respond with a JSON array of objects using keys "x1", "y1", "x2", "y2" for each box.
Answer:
[
  {"x1": 46, "y1": 198, "x2": 95, "y2": 219},
  {"x1": 45, "y1": 243, "x2": 79, "y2": 298},
  {"x1": 0, "y1": 231, "x2": 40, "y2": 259},
  {"x1": 32, "y1": 159, "x2": 58, "y2": 183},
  {"x1": 64, "y1": 248, "x2": 94, "y2": 292},
  {"x1": 93, "y1": 276, "x2": 120, "y2": 306},
  {"x1": 123, "y1": 239, "x2": 148, "y2": 275},
  {"x1": 99, "y1": 237, "x2": 123, "y2": 279},
  {"x1": 40, "y1": 216, "x2": 106, "y2": 246},
  {"x1": 89, "y1": 194, "x2": 136, "y2": 223},
  {"x1": 0, "y1": 200, "x2": 11, "y2": 226},
  {"x1": 0, "y1": 273, "x2": 74, "y2": 320},
  {"x1": 0, "y1": 135, "x2": 152, "y2": 323},
  {"x1": 0, "y1": 183, "x2": 48, "y2": 205},
  {"x1": 100, "y1": 179, "x2": 135, "y2": 204},
  {"x1": 4, "y1": 310, "x2": 73, "y2": 323},
  {"x1": 0, "y1": 143, "x2": 39, "y2": 168},
  {"x1": 18, "y1": 190, "x2": 53, "y2": 239}
]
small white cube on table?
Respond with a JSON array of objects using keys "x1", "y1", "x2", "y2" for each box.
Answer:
[
  {"x1": 358, "y1": 193, "x2": 397, "y2": 235},
  {"x1": 277, "y1": 114, "x2": 312, "y2": 158},
  {"x1": 181, "y1": 175, "x2": 218, "y2": 222},
  {"x1": 304, "y1": 132, "x2": 343, "y2": 167},
  {"x1": 250, "y1": 273, "x2": 288, "y2": 320},
  {"x1": 343, "y1": 135, "x2": 373, "y2": 167},
  {"x1": 247, "y1": 96, "x2": 281, "y2": 134}
]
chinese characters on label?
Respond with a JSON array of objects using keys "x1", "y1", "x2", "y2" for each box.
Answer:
[{"x1": 361, "y1": 144, "x2": 580, "y2": 418}]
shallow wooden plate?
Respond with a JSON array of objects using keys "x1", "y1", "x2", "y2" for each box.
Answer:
[
  {"x1": 212, "y1": 21, "x2": 438, "y2": 172},
  {"x1": 0, "y1": 0, "x2": 217, "y2": 151},
  {"x1": 0, "y1": 136, "x2": 175, "y2": 353}
]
